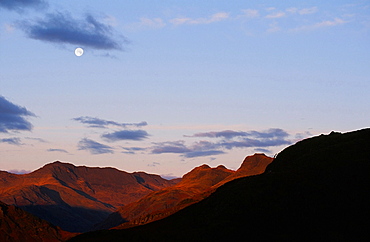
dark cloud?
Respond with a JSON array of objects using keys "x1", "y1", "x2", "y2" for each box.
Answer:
[
  {"x1": 186, "y1": 128, "x2": 289, "y2": 139},
  {"x1": 102, "y1": 130, "x2": 149, "y2": 142},
  {"x1": 47, "y1": 148, "x2": 68, "y2": 153},
  {"x1": 0, "y1": 96, "x2": 35, "y2": 133},
  {"x1": 73, "y1": 116, "x2": 147, "y2": 129},
  {"x1": 183, "y1": 150, "x2": 225, "y2": 158},
  {"x1": 0, "y1": 137, "x2": 23, "y2": 145},
  {"x1": 0, "y1": 0, "x2": 47, "y2": 12},
  {"x1": 246, "y1": 128, "x2": 289, "y2": 139},
  {"x1": 220, "y1": 137, "x2": 291, "y2": 149},
  {"x1": 151, "y1": 141, "x2": 191, "y2": 154},
  {"x1": 152, "y1": 128, "x2": 292, "y2": 158},
  {"x1": 78, "y1": 138, "x2": 114, "y2": 155},
  {"x1": 151, "y1": 141, "x2": 224, "y2": 158},
  {"x1": 19, "y1": 11, "x2": 127, "y2": 50}
]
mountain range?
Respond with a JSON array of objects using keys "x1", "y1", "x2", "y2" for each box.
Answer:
[
  {"x1": 97, "y1": 153, "x2": 273, "y2": 230},
  {"x1": 70, "y1": 128, "x2": 370, "y2": 241},
  {"x1": 1, "y1": 128, "x2": 369, "y2": 241},
  {"x1": 0, "y1": 162, "x2": 177, "y2": 232}
]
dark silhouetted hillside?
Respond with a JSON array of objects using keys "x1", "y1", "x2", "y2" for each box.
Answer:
[
  {"x1": 70, "y1": 128, "x2": 370, "y2": 241},
  {"x1": 95, "y1": 153, "x2": 272, "y2": 230},
  {"x1": 0, "y1": 162, "x2": 177, "y2": 232},
  {"x1": 0, "y1": 201, "x2": 74, "y2": 242}
]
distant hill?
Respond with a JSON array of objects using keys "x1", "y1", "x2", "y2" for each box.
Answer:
[
  {"x1": 0, "y1": 162, "x2": 177, "y2": 232},
  {"x1": 69, "y1": 128, "x2": 370, "y2": 241},
  {"x1": 96, "y1": 153, "x2": 273, "y2": 230},
  {"x1": 0, "y1": 201, "x2": 73, "y2": 242}
]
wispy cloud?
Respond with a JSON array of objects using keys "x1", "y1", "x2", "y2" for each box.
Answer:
[
  {"x1": 170, "y1": 12, "x2": 229, "y2": 25},
  {"x1": 152, "y1": 141, "x2": 191, "y2": 154},
  {"x1": 185, "y1": 130, "x2": 249, "y2": 139},
  {"x1": 291, "y1": 18, "x2": 347, "y2": 31},
  {"x1": 0, "y1": 0, "x2": 47, "y2": 12},
  {"x1": 184, "y1": 150, "x2": 225, "y2": 158},
  {"x1": 18, "y1": 11, "x2": 127, "y2": 50},
  {"x1": 299, "y1": 7, "x2": 318, "y2": 15},
  {"x1": 241, "y1": 9, "x2": 259, "y2": 18},
  {"x1": 73, "y1": 116, "x2": 147, "y2": 129},
  {"x1": 152, "y1": 128, "x2": 291, "y2": 158},
  {"x1": 0, "y1": 96, "x2": 35, "y2": 133},
  {"x1": 147, "y1": 162, "x2": 160, "y2": 167},
  {"x1": 121, "y1": 147, "x2": 146, "y2": 154},
  {"x1": 102, "y1": 130, "x2": 149, "y2": 142},
  {"x1": 47, "y1": 148, "x2": 69, "y2": 153},
  {"x1": 266, "y1": 12, "x2": 286, "y2": 19},
  {"x1": 186, "y1": 128, "x2": 289, "y2": 139},
  {"x1": 25, "y1": 137, "x2": 47, "y2": 143},
  {"x1": 78, "y1": 138, "x2": 114, "y2": 154},
  {"x1": 129, "y1": 18, "x2": 166, "y2": 30},
  {"x1": 0, "y1": 137, "x2": 23, "y2": 145},
  {"x1": 254, "y1": 148, "x2": 272, "y2": 154}
]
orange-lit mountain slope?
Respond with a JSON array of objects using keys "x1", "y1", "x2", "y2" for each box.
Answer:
[
  {"x1": 0, "y1": 201, "x2": 74, "y2": 242},
  {"x1": 98, "y1": 153, "x2": 273, "y2": 229},
  {"x1": 0, "y1": 161, "x2": 177, "y2": 232}
]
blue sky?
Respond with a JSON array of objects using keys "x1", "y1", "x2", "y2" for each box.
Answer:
[{"x1": 1, "y1": 0, "x2": 369, "y2": 177}]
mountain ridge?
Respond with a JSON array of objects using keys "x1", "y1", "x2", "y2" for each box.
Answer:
[
  {"x1": 0, "y1": 161, "x2": 178, "y2": 232},
  {"x1": 97, "y1": 153, "x2": 273, "y2": 230}
]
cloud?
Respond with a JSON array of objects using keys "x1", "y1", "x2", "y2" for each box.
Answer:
[
  {"x1": 266, "y1": 12, "x2": 286, "y2": 19},
  {"x1": 267, "y1": 21, "x2": 281, "y2": 32},
  {"x1": 0, "y1": 96, "x2": 35, "y2": 133},
  {"x1": 0, "y1": 0, "x2": 47, "y2": 12},
  {"x1": 254, "y1": 148, "x2": 272, "y2": 154},
  {"x1": 152, "y1": 141, "x2": 191, "y2": 154},
  {"x1": 102, "y1": 130, "x2": 149, "y2": 142},
  {"x1": 185, "y1": 130, "x2": 248, "y2": 139},
  {"x1": 147, "y1": 162, "x2": 160, "y2": 167},
  {"x1": 153, "y1": 128, "x2": 291, "y2": 158},
  {"x1": 286, "y1": 7, "x2": 298, "y2": 14},
  {"x1": 135, "y1": 18, "x2": 166, "y2": 29},
  {"x1": 78, "y1": 138, "x2": 114, "y2": 154},
  {"x1": 299, "y1": 7, "x2": 318, "y2": 15},
  {"x1": 160, "y1": 173, "x2": 180, "y2": 180},
  {"x1": 291, "y1": 18, "x2": 347, "y2": 31},
  {"x1": 47, "y1": 148, "x2": 69, "y2": 153},
  {"x1": 219, "y1": 137, "x2": 291, "y2": 150},
  {"x1": 170, "y1": 12, "x2": 229, "y2": 25},
  {"x1": 0, "y1": 137, "x2": 23, "y2": 145},
  {"x1": 7, "y1": 169, "x2": 31, "y2": 174},
  {"x1": 73, "y1": 116, "x2": 147, "y2": 129},
  {"x1": 25, "y1": 137, "x2": 47, "y2": 143},
  {"x1": 183, "y1": 150, "x2": 225, "y2": 158},
  {"x1": 186, "y1": 128, "x2": 289, "y2": 139},
  {"x1": 241, "y1": 9, "x2": 259, "y2": 18},
  {"x1": 18, "y1": 11, "x2": 127, "y2": 50},
  {"x1": 121, "y1": 147, "x2": 146, "y2": 154}
]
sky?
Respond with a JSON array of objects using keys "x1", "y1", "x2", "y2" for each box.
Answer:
[{"x1": 1, "y1": 0, "x2": 369, "y2": 178}]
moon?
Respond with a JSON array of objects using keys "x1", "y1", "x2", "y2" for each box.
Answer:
[{"x1": 74, "y1": 48, "x2": 84, "y2": 57}]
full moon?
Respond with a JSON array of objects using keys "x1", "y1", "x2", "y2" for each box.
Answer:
[{"x1": 74, "y1": 48, "x2": 84, "y2": 56}]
